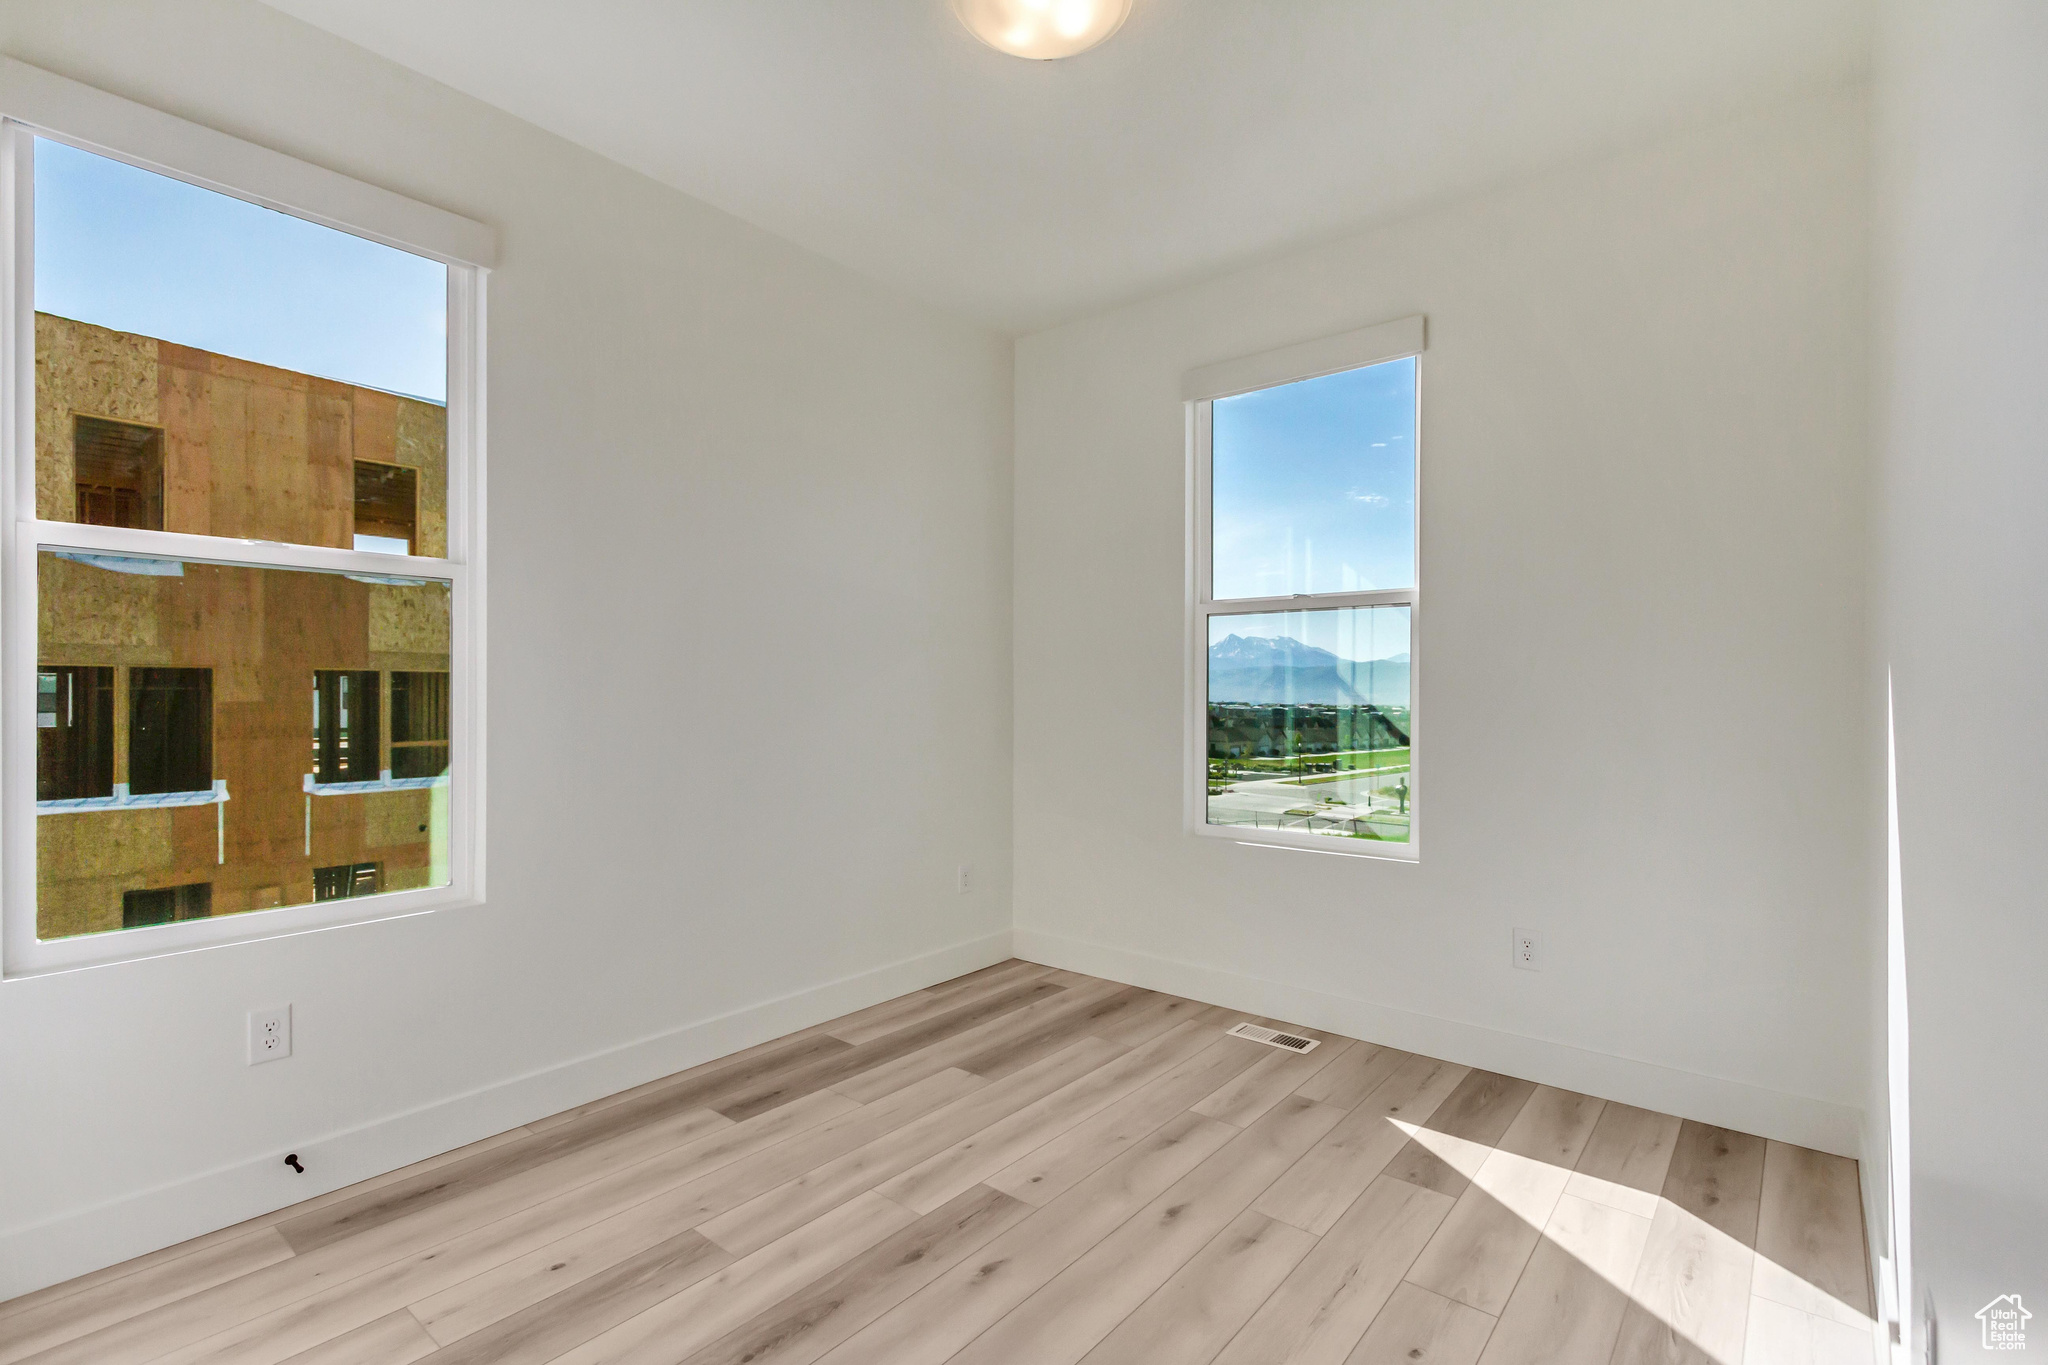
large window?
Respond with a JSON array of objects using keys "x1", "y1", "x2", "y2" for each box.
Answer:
[
  {"x1": 1187, "y1": 318, "x2": 1423, "y2": 857},
  {"x1": 3, "y1": 73, "x2": 491, "y2": 973}
]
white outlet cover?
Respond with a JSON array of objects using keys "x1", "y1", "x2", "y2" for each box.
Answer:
[
  {"x1": 956, "y1": 864, "x2": 972, "y2": 894},
  {"x1": 248, "y1": 1004, "x2": 292, "y2": 1064},
  {"x1": 1512, "y1": 928, "x2": 1540, "y2": 971}
]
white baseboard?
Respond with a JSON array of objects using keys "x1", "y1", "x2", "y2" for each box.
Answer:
[
  {"x1": 1014, "y1": 927, "x2": 1864, "y2": 1158},
  {"x1": 0, "y1": 929, "x2": 1013, "y2": 1302}
]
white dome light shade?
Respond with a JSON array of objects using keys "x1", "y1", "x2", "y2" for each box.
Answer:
[{"x1": 951, "y1": 0, "x2": 1135, "y2": 60}]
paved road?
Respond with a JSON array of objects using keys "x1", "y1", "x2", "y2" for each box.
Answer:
[{"x1": 1208, "y1": 769, "x2": 1411, "y2": 836}]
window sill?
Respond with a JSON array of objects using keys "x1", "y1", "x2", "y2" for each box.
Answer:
[
  {"x1": 4, "y1": 883, "x2": 478, "y2": 978},
  {"x1": 303, "y1": 773, "x2": 448, "y2": 796},
  {"x1": 1189, "y1": 818, "x2": 1419, "y2": 862},
  {"x1": 37, "y1": 779, "x2": 228, "y2": 814}
]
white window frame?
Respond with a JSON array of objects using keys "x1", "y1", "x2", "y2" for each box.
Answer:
[
  {"x1": 1184, "y1": 314, "x2": 1425, "y2": 862},
  {"x1": 0, "y1": 59, "x2": 494, "y2": 976}
]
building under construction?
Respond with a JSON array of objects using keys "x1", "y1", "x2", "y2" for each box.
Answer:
[{"x1": 34, "y1": 312, "x2": 452, "y2": 941}]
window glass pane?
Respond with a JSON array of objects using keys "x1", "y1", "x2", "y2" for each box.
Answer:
[
  {"x1": 313, "y1": 671, "x2": 380, "y2": 784},
  {"x1": 123, "y1": 883, "x2": 211, "y2": 928},
  {"x1": 130, "y1": 668, "x2": 213, "y2": 795},
  {"x1": 34, "y1": 137, "x2": 449, "y2": 555},
  {"x1": 36, "y1": 551, "x2": 452, "y2": 941},
  {"x1": 1211, "y1": 357, "x2": 1415, "y2": 598},
  {"x1": 73, "y1": 416, "x2": 164, "y2": 527},
  {"x1": 314, "y1": 863, "x2": 383, "y2": 900},
  {"x1": 390, "y1": 671, "x2": 452, "y2": 780},
  {"x1": 1206, "y1": 606, "x2": 1412, "y2": 843},
  {"x1": 37, "y1": 666, "x2": 115, "y2": 800}
]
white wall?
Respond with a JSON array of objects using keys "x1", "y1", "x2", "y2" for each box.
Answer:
[
  {"x1": 1013, "y1": 88, "x2": 1877, "y2": 1154},
  {"x1": 0, "y1": 0, "x2": 1014, "y2": 1297},
  {"x1": 1873, "y1": 0, "x2": 2048, "y2": 1347}
]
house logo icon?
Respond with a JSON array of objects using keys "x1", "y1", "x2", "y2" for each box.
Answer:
[{"x1": 1978, "y1": 1294, "x2": 2031, "y2": 1351}]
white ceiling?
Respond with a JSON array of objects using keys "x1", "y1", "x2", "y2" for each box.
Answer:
[{"x1": 260, "y1": 0, "x2": 1869, "y2": 334}]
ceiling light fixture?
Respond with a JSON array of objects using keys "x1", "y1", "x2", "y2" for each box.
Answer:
[{"x1": 950, "y1": 0, "x2": 1134, "y2": 60}]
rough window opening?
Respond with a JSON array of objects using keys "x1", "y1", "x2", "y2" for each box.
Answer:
[
  {"x1": 37, "y1": 666, "x2": 115, "y2": 801},
  {"x1": 122, "y1": 882, "x2": 212, "y2": 928},
  {"x1": 390, "y1": 671, "x2": 450, "y2": 779},
  {"x1": 314, "y1": 862, "x2": 382, "y2": 901},
  {"x1": 313, "y1": 670, "x2": 381, "y2": 784},
  {"x1": 73, "y1": 415, "x2": 164, "y2": 529},
  {"x1": 129, "y1": 668, "x2": 213, "y2": 796},
  {"x1": 354, "y1": 460, "x2": 418, "y2": 554}
]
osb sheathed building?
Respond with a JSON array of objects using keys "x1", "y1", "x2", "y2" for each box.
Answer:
[{"x1": 34, "y1": 312, "x2": 452, "y2": 940}]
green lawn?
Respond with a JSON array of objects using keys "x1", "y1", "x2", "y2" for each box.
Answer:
[{"x1": 1229, "y1": 747, "x2": 1411, "y2": 777}]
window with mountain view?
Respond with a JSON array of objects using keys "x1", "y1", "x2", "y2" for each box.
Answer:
[{"x1": 1195, "y1": 348, "x2": 1418, "y2": 849}]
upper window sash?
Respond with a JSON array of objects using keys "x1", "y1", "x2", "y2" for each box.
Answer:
[
  {"x1": 1191, "y1": 316, "x2": 1424, "y2": 612},
  {"x1": 12, "y1": 122, "x2": 487, "y2": 568}
]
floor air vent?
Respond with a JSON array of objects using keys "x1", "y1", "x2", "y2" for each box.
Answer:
[{"x1": 1226, "y1": 1022, "x2": 1320, "y2": 1053}]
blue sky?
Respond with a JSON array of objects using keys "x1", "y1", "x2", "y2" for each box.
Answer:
[
  {"x1": 1210, "y1": 605, "x2": 1410, "y2": 664},
  {"x1": 35, "y1": 138, "x2": 447, "y2": 403},
  {"x1": 1211, "y1": 356, "x2": 1415, "y2": 599}
]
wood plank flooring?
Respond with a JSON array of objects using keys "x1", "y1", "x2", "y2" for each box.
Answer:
[{"x1": 0, "y1": 961, "x2": 1881, "y2": 1365}]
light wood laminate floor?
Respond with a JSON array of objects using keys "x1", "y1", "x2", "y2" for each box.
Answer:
[{"x1": 0, "y1": 961, "x2": 1879, "y2": 1365}]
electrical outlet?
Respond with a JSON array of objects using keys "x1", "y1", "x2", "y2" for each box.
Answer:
[
  {"x1": 956, "y1": 864, "x2": 972, "y2": 895},
  {"x1": 248, "y1": 1005, "x2": 292, "y2": 1064},
  {"x1": 1512, "y1": 929, "x2": 1540, "y2": 972}
]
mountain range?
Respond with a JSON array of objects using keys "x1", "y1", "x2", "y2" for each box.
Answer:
[{"x1": 1207, "y1": 634, "x2": 1410, "y2": 707}]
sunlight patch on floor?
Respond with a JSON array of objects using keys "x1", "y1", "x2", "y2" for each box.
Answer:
[{"x1": 1393, "y1": 1117, "x2": 1881, "y2": 1365}]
